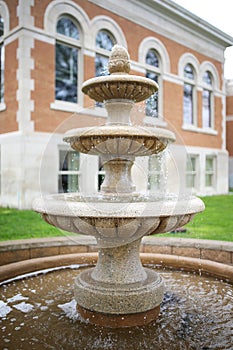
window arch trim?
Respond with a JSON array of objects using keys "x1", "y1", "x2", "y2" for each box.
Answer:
[
  {"x1": 90, "y1": 15, "x2": 127, "y2": 50},
  {"x1": 138, "y1": 36, "x2": 170, "y2": 73},
  {"x1": 44, "y1": 0, "x2": 89, "y2": 43},
  {"x1": 178, "y1": 53, "x2": 199, "y2": 81},
  {"x1": 0, "y1": 1, "x2": 9, "y2": 37},
  {"x1": 179, "y1": 55, "x2": 199, "y2": 127},
  {"x1": 199, "y1": 61, "x2": 219, "y2": 91}
]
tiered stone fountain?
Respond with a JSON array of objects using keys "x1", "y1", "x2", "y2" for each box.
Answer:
[{"x1": 33, "y1": 45, "x2": 204, "y2": 327}]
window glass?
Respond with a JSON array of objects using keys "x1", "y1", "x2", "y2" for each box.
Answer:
[
  {"x1": 203, "y1": 71, "x2": 212, "y2": 86},
  {"x1": 55, "y1": 16, "x2": 80, "y2": 103},
  {"x1": 186, "y1": 155, "x2": 197, "y2": 189},
  {"x1": 205, "y1": 156, "x2": 215, "y2": 187},
  {"x1": 202, "y1": 71, "x2": 213, "y2": 128},
  {"x1": 58, "y1": 150, "x2": 80, "y2": 193},
  {"x1": 146, "y1": 49, "x2": 159, "y2": 67},
  {"x1": 202, "y1": 89, "x2": 211, "y2": 128},
  {"x1": 56, "y1": 17, "x2": 79, "y2": 39},
  {"x1": 145, "y1": 49, "x2": 159, "y2": 118},
  {"x1": 183, "y1": 64, "x2": 194, "y2": 125},
  {"x1": 55, "y1": 43, "x2": 78, "y2": 102},
  {"x1": 184, "y1": 64, "x2": 194, "y2": 80},
  {"x1": 183, "y1": 83, "x2": 193, "y2": 124},
  {"x1": 95, "y1": 55, "x2": 109, "y2": 77},
  {"x1": 96, "y1": 30, "x2": 115, "y2": 50}
]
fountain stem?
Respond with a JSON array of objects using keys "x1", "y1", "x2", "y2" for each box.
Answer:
[
  {"x1": 105, "y1": 99, "x2": 134, "y2": 125},
  {"x1": 91, "y1": 238, "x2": 146, "y2": 284},
  {"x1": 100, "y1": 157, "x2": 136, "y2": 195}
]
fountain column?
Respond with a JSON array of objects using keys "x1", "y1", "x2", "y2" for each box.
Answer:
[{"x1": 73, "y1": 46, "x2": 165, "y2": 327}]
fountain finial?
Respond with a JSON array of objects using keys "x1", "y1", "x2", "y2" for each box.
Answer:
[{"x1": 108, "y1": 45, "x2": 130, "y2": 74}]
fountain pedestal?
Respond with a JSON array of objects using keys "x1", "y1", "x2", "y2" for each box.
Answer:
[{"x1": 75, "y1": 239, "x2": 164, "y2": 327}]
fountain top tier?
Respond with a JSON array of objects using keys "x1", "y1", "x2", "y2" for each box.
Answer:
[
  {"x1": 64, "y1": 45, "x2": 175, "y2": 157},
  {"x1": 82, "y1": 45, "x2": 158, "y2": 103}
]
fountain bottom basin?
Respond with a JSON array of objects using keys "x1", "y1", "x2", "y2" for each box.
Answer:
[
  {"x1": 75, "y1": 267, "x2": 163, "y2": 327},
  {"x1": 0, "y1": 261, "x2": 232, "y2": 350}
]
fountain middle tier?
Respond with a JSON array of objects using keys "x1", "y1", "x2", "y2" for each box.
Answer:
[
  {"x1": 64, "y1": 124, "x2": 175, "y2": 157},
  {"x1": 33, "y1": 194, "x2": 204, "y2": 248}
]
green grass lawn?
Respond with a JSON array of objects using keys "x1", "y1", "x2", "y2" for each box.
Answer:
[
  {"x1": 0, "y1": 208, "x2": 68, "y2": 241},
  {"x1": 0, "y1": 194, "x2": 233, "y2": 242},
  {"x1": 158, "y1": 194, "x2": 233, "y2": 241}
]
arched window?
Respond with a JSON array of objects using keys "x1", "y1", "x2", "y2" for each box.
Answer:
[
  {"x1": 95, "y1": 29, "x2": 116, "y2": 77},
  {"x1": 183, "y1": 63, "x2": 196, "y2": 125},
  {"x1": 145, "y1": 49, "x2": 160, "y2": 118},
  {"x1": 0, "y1": 16, "x2": 4, "y2": 103},
  {"x1": 138, "y1": 37, "x2": 170, "y2": 124},
  {"x1": 55, "y1": 16, "x2": 81, "y2": 103},
  {"x1": 202, "y1": 71, "x2": 213, "y2": 128}
]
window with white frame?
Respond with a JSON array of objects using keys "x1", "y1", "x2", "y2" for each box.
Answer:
[
  {"x1": 0, "y1": 16, "x2": 4, "y2": 103},
  {"x1": 205, "y1": 156, "x2": 215, "y2": 187},
  {"x1": 58, "y1": 149, "x2": 80, "y2": 193},
  {"x1": 55, "y1": 16, "x2": 81, "y2": 103},
  {"x1": 186, "y1": 155, "x2": 198, "y2": 189},
  {"x1": 202, "y1": 71, "x2": 213, "y2": 128},
  {"x1": 183, "y1": 63, "x2": 196, "y2": 125},
  {"x1": 145, "y1": 49, "x2": 160, "y2": 118},
  {"x1": 95, "y1": 29, "x2": 116, "y2": 107},
  {"x1": 148, "y1": 154, "x2": 162, "y2": 192}
]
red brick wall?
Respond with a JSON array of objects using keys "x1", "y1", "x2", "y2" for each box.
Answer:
[
  {"x1": 226, "y1": 95, "x2": 233, "y2": 115},
  {"x1": 0, "y1": 40, "x2": 18, "y2": 133}
]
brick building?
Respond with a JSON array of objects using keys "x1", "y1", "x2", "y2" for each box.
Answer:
[{"x1": 0, "y1": 0, "x2": 232, "y2": 209}]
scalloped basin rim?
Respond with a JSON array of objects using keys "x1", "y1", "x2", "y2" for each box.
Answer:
[
  {"x1": 33, "y1": 195, "x2": 205, "y2": 218},
  {"x1": 63, "y1": 125, "x2": 176, "y2": 142}
]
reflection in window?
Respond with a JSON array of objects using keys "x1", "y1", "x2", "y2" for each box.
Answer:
[
  {"x1": 58, "y1": 150, "x2": 80, "y2": 193},
  {"x1": 96, "y1": 30, "x2": 115, "y2": 51},
  {"x1": 145, "y1": 49, "x2": 159, "y2": 118},
  {"x1": 56, "y1": 17, "x2": 79, "y2": 39},
  {"x1": 55, "y1": 16, "x2": 80, "y2": 103},
  {"x1": 205, "y1": 156, "x2": 215, "y2": 187},
  {"x1": 202, "y1": 71, "x2": 213, "y2": 128},
  {"x1": 0, "y1": 16, "x2": 4, "y2": 103},
  {"x1": 183, "y1": 64, "x2": 195, "y2": 125},
  {"x1": 95, "y1": 55, "x2": 109, "y2": 77},
  {"x1": 95, "y1": 30, "x2": 116, "y2": 106},
  {"x1": 55, "y1": 43, "x2": 78, "y2": 102},
  {"x1": 186, "y1": 155, "x2": 198, "y2": 189}
]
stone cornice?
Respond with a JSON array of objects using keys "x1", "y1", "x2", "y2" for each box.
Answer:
[{"x1": 89, "y1": 0, "x2": 233, "y2": 61}]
